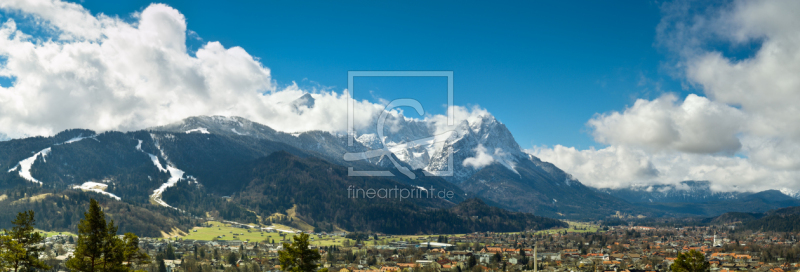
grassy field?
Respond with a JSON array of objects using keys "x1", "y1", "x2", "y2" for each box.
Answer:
[
  {"x1": 37, "y1": 229, "x2": 76, "y2": 237},
  {"x1": 534, "y1": 221, "x2": 601, "y2": 234},
  {"x1": 179, "y1": 221, "x2": 354, "y2": 246},
  {"x1": 36, "y1": 220, "x2": 597, "y2": 243},
  {"x1": 177, "y1": 221, "x2": 466, "y2": 246}
]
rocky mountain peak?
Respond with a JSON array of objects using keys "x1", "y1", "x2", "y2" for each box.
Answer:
[{"x1": 291, "y1": 93, "x2": 316, "y2": 113}]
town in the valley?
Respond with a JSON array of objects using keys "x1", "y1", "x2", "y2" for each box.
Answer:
[{"x1": 38, "y1": 221, "x2": 800, "y2": 272}]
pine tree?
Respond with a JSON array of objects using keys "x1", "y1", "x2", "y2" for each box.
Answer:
[
  {"x1": 467, "y1": 256, "x2": 477, "y2": 268},
  {"x1": 278, "y1": 233, "x2": 326, "y2": 272},
  {"x1": 156, "y1": 255, "x2": 167, "y2": 272},
  {"x1": 3, "y1": 211, "x2": 51, "y2": 272},
  {"x1": 0, "y1": 235, "x2": 24, "y2": 271},
  {"x1": 66, "y1": 199, "x2": 134, "y2": 272},
  {"x1": 670, "y1": 250, "x2": 710, "y2": 272},
  {"x1": 165, "y1": 244, "x2": 176, "y2": 260},
  {"x1": 122, "y1": 233, "x2": 150, "y2": 267}
]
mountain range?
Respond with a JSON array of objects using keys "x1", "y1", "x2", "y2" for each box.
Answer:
[{"x1": 1, "y1": 94, "x2": 799, "y2": 236}]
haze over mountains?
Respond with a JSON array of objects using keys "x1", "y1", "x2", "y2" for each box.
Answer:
[{"x1": 2, "y1": 92, "x2": 799, "y2": 237}]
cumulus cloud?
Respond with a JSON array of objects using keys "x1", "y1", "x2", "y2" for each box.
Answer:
[
  {"x1": 463, "y1": 143, "x2": 518, "y2": 174},
  {"x1": 529, "y1": 145, "x2": 658, "y2": 189},
  {"x1": 0, "y1": 1, "x2": 398, "y2": 138},
  {"x1": 0, "y1": 0, "x2": 497, "y2": 141},
  {"x1": 533, "y1": 0, "x2": 800, "y2": 192},
  {"x1": 529, "y1": 145, "x2": 800, "y2": 192},
  {"x1": 588, "y1": 93, "x2": 744, "y2": 155},
  {"x1": 463, "y1": 144, "x2": 496, "y2": 169}
]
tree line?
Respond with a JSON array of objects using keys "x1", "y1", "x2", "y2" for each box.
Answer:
[{"x1": 0, "y1": 199, "x2": 149, "y2": 272}]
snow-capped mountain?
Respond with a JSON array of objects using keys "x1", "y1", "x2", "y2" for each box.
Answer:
[
  {"x1": 353, "y1": 113, "x2": 524, "y2": 183},
  {"x1": 3, "y1": 94, "x2": 799, "y2": 220},
  {"x1": 337, "y1": 104, "x2": 641, "y2": 218},
  {"x1": 139, "y1": 96, "x2": 642, "y2": 219},
  {"x1": 598, "y1": 181, "x2": 800, "y2": 203},
  {"x1": 596, "y1": 181, "x2": 744, "y2": 203},
  {"x1": 290, "y1": 93, "x2": 316, "y2": 113}
]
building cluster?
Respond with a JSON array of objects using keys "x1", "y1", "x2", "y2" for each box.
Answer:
[{"x1": 35, "y1": 225, "x2": 800, "y2": 272}]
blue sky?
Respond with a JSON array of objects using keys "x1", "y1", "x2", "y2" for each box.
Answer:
[
  {"x1": 4, "y1": 0, "x2": 800, "y2": 191},
  {"x1": 67, "y1": 0, "x2": 688, "y2": 150}
]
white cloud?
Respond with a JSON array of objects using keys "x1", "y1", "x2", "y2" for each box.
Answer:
[
  {"x1": 0, "y1": 0, "x2": 497, "y2": 141},
  {"x1": 529, "y1": 143, "x2": 800, "y2": 192},
  {"x1": 463, "y1": 144, "x2": 495, "y2": 169},
  {"x1": 463, "y1": 143, "x2": 518, "y2": 174},
  {"x1": 534, "y1": 0, "x2": 800, "y2": 192},
  {"x1": 0, "y1": 0, "x2": 104, "y2": 41},
  {"x1": 529, "y1": 145, "x2": 658, "y2": 189},
  {"x1": 428, "y1": 105, "x2": 493, "y2": 137},
  {"x1": 0, "y1": 1, "x2": 395, "y2": 138},
  {"x1": 588, "y1": 93, "x2": 744, "y2": 155}
]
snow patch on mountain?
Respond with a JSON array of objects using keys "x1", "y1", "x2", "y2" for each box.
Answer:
[
  {"x1": 185, "y1": 127, "x2": 210, "y2": 134},
  {"x1": 139, "y1": 134, "x2": 192, "y2": 210},
  {"x1": 148, "y1": 154, "x2": 167, "y2": 173},
  {"x1": 61, "y1": 135, "x2": 90, "y2": 144},
  {"x1": 7, "y1": 134, "x2": 99, "y2": 184},
  {"x1": 780, "y1": 188, "x2": 800, "y2": 199},
  {"x1": 72, "y1": 181, "x2": 121, "y2": 200},
  {"x1": 15, "y1": 147, "x2": 51, "y2": 184},
  {"x1": 596, "y1": 181, "x2": 744, "y2": 203},
  {"x1": 151, "y1": 166, "x2": 185, "y2": 208},
  {"x1": 356, "y1": 133, "x2": 383, "y2": 150}
]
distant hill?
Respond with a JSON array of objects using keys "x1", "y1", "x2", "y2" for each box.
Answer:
[
  {"x1": 598, "y1": 181, "x2": 800, "y2": 217},
  {"x1": 0, "y1": 189, "x2": 198, "y2": 237},
  {"x1": 738, "y1": 206, "x2": 800, "y2": 232},
  {"x1": 596, "y1": 181, "x2": 742, "y2": 203}
]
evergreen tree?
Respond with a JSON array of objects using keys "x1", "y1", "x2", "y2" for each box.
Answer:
[
  {"x1": 66, "y1": 199, "x2": 133, "y2": 272},
  {"x1": 0, "y1": 235, "x2": 24, "y2": 271},
  {"x1": 156, "y1": 255, "x2": 166, "y2": 272},
  {"x1": 165, "y1": 244, "x2": 176, "y2": 260},
  {"x1": 3, "y1": 211, "x2": 50, "y2": 272},
  {"x1": 493, "y1": 252, "x2": 502, "y2": 263},
  {"x1": 467, "y1": 256, "x2": 477, "y2": 268},
  {"x1": 278, "y1": 233, "x2": 326, "y2": 272},
  {"x1": 122, "y1": 233, "x2": 149, "y2": 267},
  {"x1": 670, "y1": 250, "x2": 710, "y2": 272}
]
